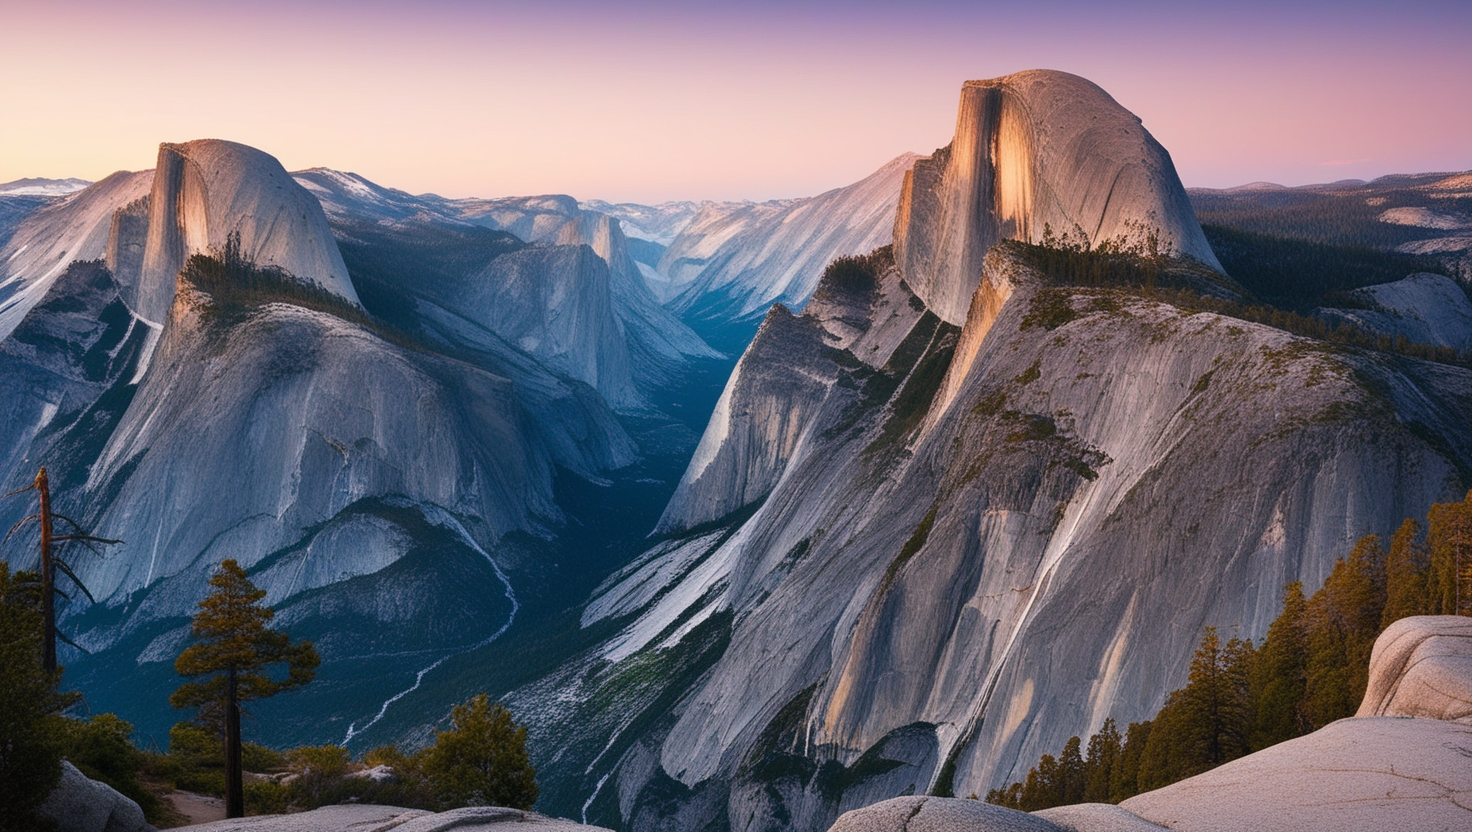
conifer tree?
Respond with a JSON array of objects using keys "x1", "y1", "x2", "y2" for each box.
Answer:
[
  {"x1": 421, "y1": 694, "x2": 538, "y2": 810},
  {"x1": 1382, "y1": 519, "x2": 1430, "y2": 626},
  {"x1": 1249, "y1": 582, "x2": 1308, "y2": 749},
  {"x1": 0, "y1": 564, "x2": 73, "y2": 832},
  {"x1": 1428, "y1": 490, "x2": 1472, "y2": 615},
  {"x1": 1303, "y1": 535, "x2": 1385, "y2": 728},
  {"x1": 171, "y1": 560, "x2": 319, "y2": 818},
  {"x1": 1082, "y1": 718, "x2": 1121, "y2": 802}
]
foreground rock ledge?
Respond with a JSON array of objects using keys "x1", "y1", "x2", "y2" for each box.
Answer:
[
  {"x1": 826, "y1": 616, "x2": 1472, "y2": 832},
  {"x1": 189, "y1": 805, "x2": 611, "y2": 832}
]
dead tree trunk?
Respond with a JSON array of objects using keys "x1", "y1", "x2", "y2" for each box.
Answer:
[
  {"x1": 226, "y1": 668, "x2": 244, "y2": 818},
  {"x1": 37, "y1": 467, "x2": 56, "y2": 674}
]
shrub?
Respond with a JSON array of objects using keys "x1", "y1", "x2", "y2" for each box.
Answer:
[{"x1": 421, "y1": 694, "x2": 538, "y2": 810}]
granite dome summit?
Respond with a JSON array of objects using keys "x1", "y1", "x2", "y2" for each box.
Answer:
[{"x1": 895, "y1": 70, "x2": 1221, "y2": 324}]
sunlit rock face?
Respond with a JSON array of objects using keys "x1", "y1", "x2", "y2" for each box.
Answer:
[
  {"x1": 0, "y1": 138, "x2": 663, "y2": 752},
  {"x1": 895, "y1": 70, "x2": 1222, "y2": 325},
  {"x1": 127, "y1": 139, "x2": 360, "y2": 322}
]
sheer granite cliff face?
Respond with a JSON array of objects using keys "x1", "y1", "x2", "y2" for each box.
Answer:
[
  {"x1": 894, "y1": 71, "x2": 1221, "y2": 325},
  {"x1": 0, "y1": 141, "x2": 654, "y2": 750},
  {"x1": 0, "y1": 170, "x2": 154, "y2": 339},
  {"x1": 294, "y1": 171, "x2": 720, "y2": 406}
]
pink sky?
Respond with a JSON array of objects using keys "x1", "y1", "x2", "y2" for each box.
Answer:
[{"x1": 3, "y1": 0, "x2": 1469, "y2": 203}]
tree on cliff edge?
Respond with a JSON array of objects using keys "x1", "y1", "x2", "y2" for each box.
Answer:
[{"x1": 171, "y1": 559, "x2": 318, "y2": 818}]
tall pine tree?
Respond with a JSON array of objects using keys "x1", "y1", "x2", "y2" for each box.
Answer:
[{"x1": 171, "y1": 560, "x2": 319, "y2": 818}]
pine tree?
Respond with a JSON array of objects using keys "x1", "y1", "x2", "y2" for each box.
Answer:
[
  {"x1": 1109, "y1": 720, "x2": 1151, "y2": 802},
  {"x1": 421, "y1": 694, "x2": 538, "y2": 810},
  {"x1": 1428, "y1": 490, "x2": 1472, "y2": 616},
  {"x1": 1057, "y1": 735, "x2": 1086, "y2": 804},
  {"x1": 1082, "y1": 718, "x2": 1121, "y2": 802},
  {"x1": 1381, "y1": 518, "x2": 1430, "y2": 627},
  {"x1": 171, "y1": 559, "x2": 318, "y2": 818},
  {"x1": 0, "y1": 564, "x2": 74, "y2": 832},
  {"x1": 1303, "y1": 535, "x2": 1386, "y2": 728},
  {"x1": 1249, "y1": 582, "x2": 1308, "y2": 749}
]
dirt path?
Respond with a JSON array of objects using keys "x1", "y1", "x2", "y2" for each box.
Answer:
[{"x1": 163, "y1": 791, "x2": 226, "y2": 826}]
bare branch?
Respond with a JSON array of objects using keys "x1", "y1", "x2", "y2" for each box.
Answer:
[
  {"x1": 53, "y1": 534, "x2": 123, "y2": 545},
  {"x1": 50, "y1": 513, "x2": 92, "y2": 533},
  {"x1": 53, "y1": 559, "x2": 97, "y2": 604},
  {"x1": 3, "y1": 514, "x2": 40, "y2": 545},
  {"x1": 0, "y1": 484, "x2": 36, "y2": 501},
  {"x1": 55, "y1": 629, "x2": 91, "y2": 655}
]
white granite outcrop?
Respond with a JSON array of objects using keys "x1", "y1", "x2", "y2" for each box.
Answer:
[
  {"x1": 39, "y1": 761, "x2": 153, "y2": 832},
  {"x1": 189, "y1": 805, "x2": 609, "y2": 832},
  {"x1": 129, "y1": 139, "x2": 360, "y2": 322},
  {"x1": 1355, "y1": 614, "x2": 1472, "y2": 723}
]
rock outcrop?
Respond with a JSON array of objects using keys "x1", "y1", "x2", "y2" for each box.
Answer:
[
  {"x1": 127, "y1": 140, "x2": 360, "y2": 322},
  {"x1": 510, "y1": 78, "x2": 1472, "y2": 832},
  {"x1": 0, "y1": 140, "x2": 660, "y2": 753},
  {"x1": 1317, "y1": 272, "x2": 1472, "y2": 352},
  {"x1": 1355, "y1": 614, "x2": 1472, "y2": 722},
  {"x1": 295, "y1": 170, "x2": 720, "y2": 405},
  {"x1": 189, "y1": 805, "x2": 609, "y2": 832},
  {"x1": 0, "y1": 169, "x2": 153, "y2": 339},
  {"x1": 829, "y1": 796, "x2": 1058, "y2": 832},
  {"x1": 894, "y1": 70, "x2": 1221, "y2": 324},
  {"x1": 826, "y1": 616, "x2": 1472, "y2": 832},
  {"x1": 39, "y1": 761, "x2": 153, "y2": 832}
]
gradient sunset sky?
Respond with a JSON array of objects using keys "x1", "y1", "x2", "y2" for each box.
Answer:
[{"x1": 4, "y1": 0, "x2": 1469, "y2": 203}]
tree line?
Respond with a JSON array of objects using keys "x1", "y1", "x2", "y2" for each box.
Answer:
[{"x1": 987, "y1": 489, "x2": 1472, "y2": 812}]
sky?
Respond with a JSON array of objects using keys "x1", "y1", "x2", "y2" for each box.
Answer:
[{"x1": 2, "y1": 0, "x2": 1470, "y2": 203}]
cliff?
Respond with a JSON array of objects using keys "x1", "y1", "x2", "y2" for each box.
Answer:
[{"x1": 894, "y1": 71, "x2": 1221, "y2": 325}]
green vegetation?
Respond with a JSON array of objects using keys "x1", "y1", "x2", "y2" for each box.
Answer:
[
  {"x1": 1189, "y1": 186, "x2": 1469, "y2": 251},
  {"x1": 421, "y1": 694, "x2": 538, "y2": 810},
  {"x1": 1005, "y1": 237, "x2": 1472, "y2": 369},
  {"x1": 1201, "y1": 224, "x2": 1453, "y2": 308},
  {"x1": 989, "y1": 489, "x2": 1472, "y2": 811},
  {"x1": 170, "y1": 559, "x2": 319, "y2": 818},
  {"x1": 0, "y1": 564, "x2": 70, "y2": 832}
]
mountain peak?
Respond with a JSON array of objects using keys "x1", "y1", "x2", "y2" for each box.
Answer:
[
  {"x1": 895, "y1": 70, "x2": 1222, "y2": 324},
  {"x1": 121, "y1": 138, "x2": 360, "y2": 323}
]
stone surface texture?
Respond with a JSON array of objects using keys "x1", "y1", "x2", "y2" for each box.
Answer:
[
  {"x1": 830, "y1": 796, "x2": 1061, "y2": 832},
  {"x1": 894, "y1": 70, "x2": 1221, "y2": 325},
  {"x1": 39, "y1": 760, "x2": 153, "y2": 832},
  {"x1": 658, "y1": 154, "x2": 917, "y2": 324},
  {"x1": 130, "y1": 139, "x2": 360, "y2": 322},
  {"x1": 1118, "y1": 716, "x2": 1472, "y2": 832},
  {"x1": 189, "y1": 805, "x2": 610, "y2": 832},
  {"x1": 1031, "y1": 804, "x2": 1167, "y2": 832},
  {"x1": 508, "y1": 75, "x2": 1472, "y2": 832},
  {"x1": 0, "y1": 169, "x2": 154, "y2": 339},
  {"x1": 1355, "y1": 614, "x2": 1472, "y2": 723}
]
